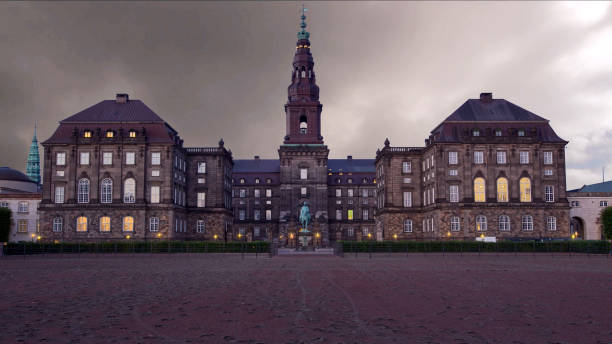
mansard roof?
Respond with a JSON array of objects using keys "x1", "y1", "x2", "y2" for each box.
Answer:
[
  {"x1": 571, "y1": 180, "x2": 612, "y2": 193},
  {"x1": 442, "y1": 98, "x2": 548, "y2": 123},
  {"x1": 61, "y1": 99, "x2": 165, "y2": 123},
  {"x1": 328, "y1": 159, "x2": 375, "y2": 173},
  {"x1": 233, "y1": 159, "x2": 280, "y2": 173}
]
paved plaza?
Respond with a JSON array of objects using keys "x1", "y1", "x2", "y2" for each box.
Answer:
[{"x1": 1, "y1": 253, "x2": 611, "y2": 343}]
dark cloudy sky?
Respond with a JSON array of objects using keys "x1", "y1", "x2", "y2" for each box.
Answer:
[{"x1": 1, "y1": 1, "x2": 611, "y2": 189}]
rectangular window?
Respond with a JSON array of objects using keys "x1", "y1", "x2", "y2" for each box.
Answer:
[
  {"x1": 151, "y1": 186, "x2": 160, "y2": 204},
  {"x1": 56, "y1": 152, "x2": 66, "y2": 166},
  {"x1": 362, "y1": 227, "x2": 369, "y2": 236},
  {"x1": 499, "y1": 216, "x2": 510, "y2": 231},
  {"x1": 363, "y1": 209, "x2": 369, "y2": 220},
  {"x1": 544, "y1": 169, "x2": 553, "y2": 176},
  {"x1": 124, "y1": 152, "x2": 135, "y2": 165},
  {"x1": 149, "y1": 217, "x2": 159, "y2": 232},
  {"x1": 403, "y1": 177, "x2": 412, "y2": 184},
  {"x1": 301, "y1": 187, "x2": 307, "y2": 196},
  {"x1": 474, "y1": 151, "x2": 484, "y2": 164},
  {"x1": 152, "y1": 170, "x2": 160, "y2": 177},
  {"x1": 520, "y1": 151, "x2": 529, "y2": 164},
  {"x1": 449, "y1": 169, "x2": 458, "y2": 176},
  {"x1": 545, "y1": 186, "x2": 554, "y2": 203},
  {"x1": 56, "y1": 170, "x2": 64, "y2": 177},
  {"x1": 362, "y1": 189, "x2": 368, "y2": 198},
  {"x1": 450, "y1": 217, "x2": 460, "y2": 231},
  {"x1": 0, "y1": 202, "x2": 7, "y2": 208},
  {"x1": 254, "y1": 227, "x2": 261, "y2": 236},
  {"x1": 239, "y1": 189, "x2": 246, "y2": 198},
  {"x1": 265, "y1": 209, "x2": 272, "y2": 221},
  {"x1": 55, "y1": 186, "x2": 65, "y2": 204},
  {"x1": 336, "y1": 200, "x2": 342, "y2": 205},
  {"x1": 547, "y1": 217, "x2": 557, "y2": 231},
  {"x1": 448, "y1": 152, "x2": 458, "y2": 165},
  {"x1": 151, "y1": 152, "x2": 161, "y2": 165},
  {"x1": 80, "y1": 152, "x2": 90, "y2": 165},
  {"x1": 17, "y1": 219, "x2": 28, "y2": 233},
  {"x1": 254, "y1": 189, "x2": 260, "y2": 198},
  {"x1": 198, "y1": 178, "x2": 205, "y2": 184},
  {"x1": 543, "y1": 151, "x2": 553, "y2": 165},
  {"x1": 336, "y1": 209, "x2": 342, "y2": 220},
  {"x1": 254, "y1": 209, "x2": 261, "y2": 221},
  {"x1": 348, "y1": 189, "x2": 353, "y2": 197},
  {"x1": 347, "y1": 228, "x2": 354, "y2": 237},
  {"x1": 336, "y1": 189, "x2": 341, "y2": 197},
  {"x1": 496, "y1": 151, "x2": 506, "y2": 164},
  {"x1": 18, "y1": 201, "x2": 28, "y2": 213},
  {"x1": 53, "y1": 217, "x2": 63, "y2": 232},
  {"x1": 403, "y1": 191, "x2": 412, "y2": 207},
  {"x1": 197, "y1": 220, "x2": 205, "y2": 233},
  {"x1": 404, "y1": 220, "x2": 413, "y2": 233},
  {"x1": 522, "y1": 216, "x2": 533, "y2": 231},
  {"x1": 239, "y1": 210, "x2": 245, "y2": 221},
  {"x1": 197, "y1": 192, "x2": 206, "y2": 207},
  {"x1": 266, "y1": 189, "x2": 272, "y2": 198},
  {"x1": 601, "y1": 201, "x2": 608, "y2": 207},
  {"x1": 198, "y1": 162, "x2": 206, "y2": 173},
  {"x1": 348, "y1": 209, "x2": 354, "y2": 220},
  {"x1": 300, "y1": 168, "x2": 307, "y2": 180},
  {"x1": 103, "y1": 152, "x2": 112, "y2": 165},
  {"x1": 402, "y1": 161, "x2": 411, "y2": 173},
  {"x1": 449, "y1": 185, "x2": 459, "y2": 203}
]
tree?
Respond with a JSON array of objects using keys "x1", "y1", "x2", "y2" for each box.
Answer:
[
  {"x1": 601, "y1": 206, "x2": 612, "y2": 240},
  {"x1": 0, "y1": 207, "x2": 12, "y2": 242}
]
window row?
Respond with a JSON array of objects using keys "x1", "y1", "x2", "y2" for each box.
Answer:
[
  {"x1": 472, "y1": 177, "x2": 555, "y2": 203},
  {"x1": 445, "y1": 150, "x2": 554, "y2": 165},
  {"x1": 401, "y1": 215, "x2": 558, "y2": 232},
  {"x1": 56, "y1": 152, "x2": 163, "y2": 167},
  {"x1": 335, "y1": 188, "x2": 375, "y2": 198},
  {"x1": 335, "y1": 209, "x2": 371, "y2": 221},
  {"x1": 52, "y1": 216, "x2": 210, "y2": 233},
  {"x1": 81, "y1": 129, "x2": 138, "y2": 139},
  {"x1": 237, "y1": 209, "x2": 273, "y2": 221},
  {"x1": 55, "y1": 178, "x2": 161, "y2": 204},
  {"x1": 235, "y1": 178, "x2": 274, "y2": 184},
  {"x1": 235, "y1": 189, "x2": 274, "y2": 198}
]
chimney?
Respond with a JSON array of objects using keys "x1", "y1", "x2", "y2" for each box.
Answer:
[
  {"x1": 347, "y1": 155, "x2": 353, "y2": 160},
  {"x1": 480, "y1": 92, "x2": 493, "y2": 103},
  {"x1": 254, "y1": 155, "x2": 260, "y2": 160},
  {"x1": 116, "y1": 93, "x2": 129, "y2": 104}
]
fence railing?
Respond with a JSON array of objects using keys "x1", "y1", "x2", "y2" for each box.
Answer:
[{"x1": 2, "y1": 241, "x2": 270, "y2": 256}]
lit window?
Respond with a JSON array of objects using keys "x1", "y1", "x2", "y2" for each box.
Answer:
[
  {"x1": 124, "y1": 178, "x2": 136, "y2": 203},
  {"x1": 78, "y1": 179, "x2": 90, "y2": 203},
  {"x1": 129, "y1": 130, "x2": 136, "y2": 138},
  {"x1": 404, "y1": 219, "x2": 413, "y2": 233},
  {"x1": 80, "y1": 152, "x2": 90, "y2": 165},
  {"x1": 255, "y1": 178, "x2": 260, "y2": 184},
  {"x1": 348, "y1": 189, "x2": 353, "y2": 197},
  {"x1": 197, "y1": 220, "x2": 206, "y2": 233},
  {"x1": 56, "y1": 152, "x2": 66, "y2": 166},
  {"x1": 474, "y1": 177, "x2": 486, "y2": 202},
  {"x1": 125, "y1": 152, "x2": 135, "y2": 165},
  {"x1": 151, "y1": 152, "x2": 161, "y2": 165},
  {"x1": 123, "y1": 216, "x2": 134, "y2": 232},
  {"x1": 543, "y1": 151, "x2": 553, "y2": 165},
  {"x1": 198, "y1": 162, "x2": 206, "y2": 174},
  {"x1": 449, "y1": 185, "x2": 459, "y2": 203},
  {"x1": 497, "y1": 177, "x2": 508, "y2": 202},
  {"x1": 240, "y1": 178, "x2": 245, "y2": 184},
  {"x1": 336, "y1": 189, "x2": 341, "y2": 197},
  {"x1": 496, "y1": 151, "x2": 506, "y2": 164},
  {"x1": 499, "y1": 215, "x2": 510, "y2": 231},
  {"x1": 83, "y1": 130, "x2": 92, "y2": 138},
  {"x1": 53, "y1": 217, "x2": 63, "y2": 232},
  {"x1": 545, "y1": 185, "x2": 554, "y2": 202},
  {"x1": 17, "y1": 220, "x2": 28, "y2": 233},
  {"x1": 76, "y1": 216, "x2": 88, "y2": 232},
  {"x1": 101, "y1": 178, "x2": 113, "y2": 204},
  {"x1": 149, "y1": 217, "x2": 159, "y2": 232},
  {"x1": 197, "y1": 192, "x2": 206, "y2": 207},
  {"x1": 547, "y1": 216, "x2": 557, "y2": 231},
  {"x1": 151, "y1": 186, "x2": 160, "y2": 204},
  {"x1": 301, "y1": 187, "x2": 307, "y2": 196},
  {"x1": 448, "y1": 152, "x2": 458, "y2": 165},
  {"x1": 520, "y1": 151, "x2": 529, "y2": 164},
  {"x1": 103, "y1": 152, "x2": 113, "y2": 165},
  {"x1": 300, "y1": 168, "x2": 307, "y2": 180},
  {"x1": 402, "y1": 161, "x2": 411, "y2": 173},
  {"x1": 474, "y1": 151, "x2": 484, "y2": 164},
  {"x1": 450, "y1": 216, "x2": 460, "y2": 231},
  {"x1": 403, "y1": 191, "x2": 412, "y2": 207},
  {"x1": 106, "y1": 130, "x2": 114, "y2": 138},
  {"x1": 520, "y1": 177, "x2": 531, "y2": 202},
  {"x1": 266, "y1": 210, "x2": 272, "y2": 221},
  {"x1": 476, "y1": 215, "x2": 487, "y2": 231},
  {"x1": 266, "y1": 189, "x2": 272, "y2": 198},
  {"x1": 522, "y1": 215, "x2": 533, "y2": 231},
  {"x1": 348, "y1": 209, "x2": 353, "y2": 220},
  {"x1": 100, "y1": 216, "x2": 111, "y2": 232}
]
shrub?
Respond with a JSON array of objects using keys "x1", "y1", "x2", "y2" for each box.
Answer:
[
  {"x1": 601, "y1": 206, "x2": 612, "y2": 240},
  {"x1": 0, "y1": 207, "x2": 11, "y2": 242}
]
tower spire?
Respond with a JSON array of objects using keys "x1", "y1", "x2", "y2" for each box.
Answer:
[
  {"x1": 26, "y1": 122, "x2": 41, "y2": 185},
  {"x1": 297, "y1": 5, "x2": 309, "y2": 40}
]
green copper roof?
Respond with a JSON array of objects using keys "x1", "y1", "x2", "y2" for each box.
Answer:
[
  {"x1": 26, "y1": 123, "x2": 41, "y2": 185},
  {"x1": 297, "y1": 6, "x2": 310, "y2": 40}
]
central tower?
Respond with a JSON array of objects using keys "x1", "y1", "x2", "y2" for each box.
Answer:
[{"x1": 278, "y1": 9, "x2": 330, "y2": 247}]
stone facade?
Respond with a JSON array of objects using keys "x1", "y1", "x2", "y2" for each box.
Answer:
[{"x1": 567, "y1": 181, "x2": 612, "y2": 240}]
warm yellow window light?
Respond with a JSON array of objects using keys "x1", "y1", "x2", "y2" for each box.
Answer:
[
  {"x1": 100, "y1": 216, "x2": 111, "y2": 232},
  {"x1": 76, "y1": 216, "x2": 87, "y2": 232},
  {"x1": 123, "y1": 216, "x2": 134, "y2": 232},
  {"x1": 83, "y1": 131, "x2": 92, "y2": 138},
  {"x1": 348, "y1": 210, "x2": 353, "y2": 220},
  {"x1": 497, "y1": 177, "x2": 508, "y2": 202},
  {"x1": 129, "y1": 131, "x2": 136, "y2": 138},
  {"x1": 474, "y1": 177, "x2": 486, "y2": 202},
  {"x1": 106, "y1": 131, "x2": 114, "y2": 138},
  {"x1": 520, "y1": 177, "x2": 532, "y2": 202}
]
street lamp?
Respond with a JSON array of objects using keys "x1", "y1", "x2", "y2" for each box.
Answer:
[
  {"x1": 213, "y1": 234, "x2": 218, "y2": 240},
  {"x1": 393, "y1": 234, "x2": 398, "y2": 240},
  {"x1": 125, "y1": 235, "x2": 131, "y2": 240},
  {"x1": 446, "y1": 231, "x2": 451, "y2": 239}
]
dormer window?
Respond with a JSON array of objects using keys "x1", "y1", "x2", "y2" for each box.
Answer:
[
  {"x1": 472, "y1": 129, "x2": 480, "y2": 137},
  {"x1": 266, "y1": 178, "x2": 272, "y2": 184},
  {"x1": 106, "y1": 130, "x2": 114, "y2": 138},
  {"x1": 495, "y1": 129, "x2": 502, "y2": 137},
  {"x1": 240, "y1": 178, "x2": 245, "y2": 184},
  {"x1": 83, "y1": 130, "x2": 92, "y2": 138},
  {"x1": 518, "y1": 129, "x2": 525, "y2": 137},
  {"x1": 255, "y1": 178, "x2": 260, "y2": 184},
  {"x1": 129, "y1": 130, "x2": 136, "y2": 138}
]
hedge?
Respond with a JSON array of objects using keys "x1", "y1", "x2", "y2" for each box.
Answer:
[
  {"x1": 3, "y1": 241, "x2": 270, "y2": 255},
  {"x1": 340, "y1": 240, "x2": 611, "y2": 254}
]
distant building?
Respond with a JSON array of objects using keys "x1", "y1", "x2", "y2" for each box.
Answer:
[
  {"x1": 0, "y1": 167, "x2": 42, "y2": 242},
  {"x1": 568, "y1": 181, "x2": 612, "y2": 240},
  {"x1": 26, "y1": 124, "x2": 41, "y2": 185}
]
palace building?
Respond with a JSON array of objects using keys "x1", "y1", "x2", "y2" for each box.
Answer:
[{"x1": 38, "y1": 12, "x2": 570, "y2": 245}]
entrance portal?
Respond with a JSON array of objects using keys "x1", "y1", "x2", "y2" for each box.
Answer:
[{"x1": 297, "y1": 229, "x2": 314, "y2": 251}]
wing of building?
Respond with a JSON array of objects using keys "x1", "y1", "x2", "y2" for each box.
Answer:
[
  {"x1": 38, "y1": 12, "x2": 570, "y2": 244},
  {"x1": 567, "y1": 181, "x2": 612, "y2": 240}
]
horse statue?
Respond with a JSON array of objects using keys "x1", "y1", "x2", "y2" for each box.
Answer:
[{"x1": 299, "y1": 201, "x2": 311, "y2": 232}]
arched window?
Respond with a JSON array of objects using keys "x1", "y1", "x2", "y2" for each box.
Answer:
[
  {"x1": 299, "y1": 115, "x2": 308, "y2": 134},
  {"x1": 520, "y1": 177, "x2": 531, "y2": 202},
  {"x1": 522, "y1": 215, "x2": 533, "y2": 231},
  {"x1": 403, "y1": 219, "x2": 413, "y2": 233},
  {"x1": 123, "y1": 216, "x2": 134, "y2": 232},
  {"x1": 101, "y1": 178, "x2": 113, "y2": 204},
  {"x1": 76, "y1": 216, "x2": 87, "y2": 232},
  {"x1": 496, "y1": 177, "x2": 508, "y2": 202},
  {"x1": 100, "y1": 216, "x2": 111, "y2": 232},
  {"x1": 53, "y1": 217, "x2": 63, "y2": 232},
  {"x1": 474, "y1": 177, "x2": 486, "y2": 202},
  {"x1": 301, "y1": 70, "x2": 306, "y2": 78},
  {"x1": 475, "y1": 215, "x2": 487, "y2": 231},
  {"x1": 450, "y1": 216, "x2": 460, "y2": 231},
  {"x1": 499, "y1": 215, "x2": 510, "y2": 231},
  {"x1": 124, "y1": 178, "x2": 136, "y2": 203},
  {"x1": 77, "y1": 178, "x2": 90, "y2": 203}
]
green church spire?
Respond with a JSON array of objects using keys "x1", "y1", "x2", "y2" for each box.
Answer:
[
  {"x1": 297, "y1": 5, "x2": 310, "y2": 40},
  {"x1": 26, "y1": 122, "x2": 41, "y2": 185}
]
